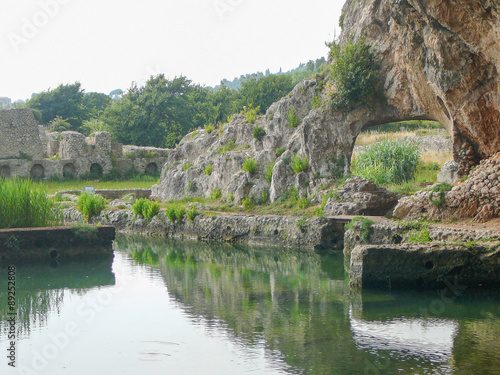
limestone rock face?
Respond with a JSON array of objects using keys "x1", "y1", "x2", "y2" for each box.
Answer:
[
  {"x1": 394, "y1": 152, "x2": 500, "y2": 222},
  {"x1": 323, "y1": 176, "x2": 399, "y2": 216},
  {"x1": 437, "y1": 161, "x2": 459, "y2": 184},
  {"x1": 340, "y1": 0, "x2": 500, "y2": 174},
  {"x1": 153, "y1": 0, "x2": 499, "y2": 204},
  {"x1": 152, "y1": 81, "x2": 360, "y2": 202}
]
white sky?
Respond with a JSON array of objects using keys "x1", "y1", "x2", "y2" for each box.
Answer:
[{"x1": 0, "y1": 0, "x2": 345, "y2": 102}]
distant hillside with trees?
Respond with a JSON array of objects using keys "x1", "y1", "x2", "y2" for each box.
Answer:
[{"x1": 23, "y1": 56, "x2": 328, "y2": 148}]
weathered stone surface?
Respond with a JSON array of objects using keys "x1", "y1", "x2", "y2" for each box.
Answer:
[
  {"x1": 349, "y1": 243, "x2": 500, "y2": 289},
  {"x1": 437, "y1": 161, "x2": 459, "y2": 184},
  {"x1": 340, "y1": 0, "x2": 500, "y2": 174},
  {"x1": 323, "y1": 176, "x2": 399, "y2": 216},
  {"x1": 394, "y1": 152, "x2": 500, "y2": 222},
  {"x1": 0, "y1": 109, "x2": 43, "y2": 159},
  {"x1": 63, "y1": 207, "x2": 344, "y2": 250}
]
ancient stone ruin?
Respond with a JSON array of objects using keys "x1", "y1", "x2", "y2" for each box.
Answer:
[{"x1": 0, "y1": 108, "x2": 169, "y2": 180}]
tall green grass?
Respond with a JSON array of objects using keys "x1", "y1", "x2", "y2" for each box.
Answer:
[
  {"x1": 0, "y1": 179, "x2": 61, "y2": 229},
  {"x1": 352, "y1": 140, "x2": 420, "y2": 185}
]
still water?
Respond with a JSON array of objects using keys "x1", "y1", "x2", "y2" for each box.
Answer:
[{"x1": 1, "y1": 235, "x2": 499, "y2": 375}]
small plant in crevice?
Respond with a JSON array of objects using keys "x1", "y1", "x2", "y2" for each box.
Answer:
[
  {"x1": 296, "y1": 216, "x2": 307, "y2": 230},
  {"x1": 210, "y1": 188, "x2": 222, "y2": 200},
  {"x1": 242, "y1": 104, "x2": 260, "y2": 124},
  {"x1": 291, "y1": 155, "x2": 309, "y2": 174},
  {"x1": 253, "y1": 126, "x2": 266, "y2": 141},
  {"x1": 409, "y1": 227, "x2": 432, "y2": 243},
  {"x1": 429, "y1": 183, "x2": 453, "y2": 208},
  {"x1": 205, "y1": 123, "x2": 216, "y2": 133},
  {"x1": 186, "y1": 180, "x2": 197, "y2": 193},
  {"x1": 276, "y1": 147, "x2": 286, "y2": 157},
  {"x1": 241, "y1": 197, "x2": 253, "y2": 211},
  {"x1": 204, "y1": 164, "x2": 212, "y2": 176},
  {"x1": 182, "y1": 162, "x2": 192, "y2": 171},
  {"x1": 216, "y1": 139, "x2": 236, "y2": 154},
  {"x1": 265, "y1": 162, "x2": 275, "y2": 183},
  {"x1": 242, "y1": 158, "x2": 258, "y2": 175},
  {"x1": 345, "y1": 216, "x2": 374, "y2": 242},
  {"x1": 287, "y1": 106, "x2": 300, "y2": 128}
]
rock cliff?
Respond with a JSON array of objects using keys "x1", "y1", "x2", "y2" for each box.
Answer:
[
  {"x1": 340, "y1": 0, "x2": 500, "y2": 175},
  {"x1": 153, "y1": 0, "x2": 499, "y2": 203}
]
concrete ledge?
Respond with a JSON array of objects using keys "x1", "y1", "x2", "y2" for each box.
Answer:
[
  {"x1": 0, "y1": 226, "x2": 115, "y2": 263},
  {"x1": 349, "y1": 243, "x2": 500, "y2": 289}
]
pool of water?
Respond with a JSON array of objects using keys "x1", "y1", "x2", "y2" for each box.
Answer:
[{"x1": 1, "y1": 235, "x2": 499, "y2": 374}]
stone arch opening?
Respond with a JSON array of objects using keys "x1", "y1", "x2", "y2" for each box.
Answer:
[
  {"x1": 145, "y1": 162, "x2": 158, "y2": 175},
  {"x1": 0, "y1": 165, "x2": 11, "y2": 178},
  {"x1": 89, "y1": 163, "x2": 103, "y2": 179},
  {"x1": 352, "y1": 119, "x2": 451, "y2": 183},
  {"x1": 63, "y1": 163, "x2": 76, "y2": 178},
  {"x1": 30, "y1": 164, "x2": 45, "y2": 180}
]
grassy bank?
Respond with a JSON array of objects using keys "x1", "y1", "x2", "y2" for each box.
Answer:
[{"x1": 42, "y1": 176, "x2": 159, "y2": 195}]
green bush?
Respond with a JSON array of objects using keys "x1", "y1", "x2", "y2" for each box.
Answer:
[
  {"x1": 204, "y1": 164, "x2": 212, "y2": 176},
  {"x1": 242, "y1": 158, "x2": 258, "y2": 175},
  {"x1": 287, "y1": 106, "x2": 300, "y2": 128},
  {"x1": 329, "y1": 37, "x2": 379, "y2": 109},
  {"x1": 241, "y1": 198, "x2": 253, "y2": 211},
  {"x1": 166, "y1": 206, "x2": 177, "y2": 222},
  {"x1": 186, "y1": 180, "x2": 197, "y2": 192},
  {"x1": 175, "y1": 206, "x2": 186, "y2": 221},
  {"x1": 352, "y1": 140, "x2": 420, "y2": 185},
  {"x1": 76, "y1": 192, "x2": 106, "y2": 222},
  {"x1": 265, "y1": 162, "x2": 275, "y2": 183},
  {"x1": 205, "y1": 123, "x2": 215, "y2": 133},
  {"x1": 345, "y1": 216, "x2": 374, "y2": 242},
  {"x1": 429, "y1": 183, "x2": 453, "y2": 208},
  {"x1": 0, "y1": 179, "x2": 61, "y2": 229},
  {"x1": 253, "y1": 126, "x2": 266, "y2": 141},
  {"x1": 291, "y1": 155, "x2": 309, "y2": 174},
  {"x1": 216, "y1": 139, "x2": 236, "y2": 154},
  {"x1": 242, "y1": 104, "x2": 260, "y2": 124},
  {"x1": 210, "y1": 188, "x2": 222, "y2": 200},
  {"x1": 133, "y1": 198, "x2": 160, "y2": 220},
  {"x1": 186, "y1": 207, "x2": 198, "y2": 222}
]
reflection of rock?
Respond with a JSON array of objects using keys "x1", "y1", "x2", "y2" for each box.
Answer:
[
  {"x1": 323, "y1": 176, "x2": 399, "y2": 216},
  {"x1": 350, "y1": 313, "x2": 458, "y2": 363}
]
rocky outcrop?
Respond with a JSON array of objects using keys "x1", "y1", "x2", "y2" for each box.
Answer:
[
  {"x1": 152, "y1": 0, "x2": 498, "y2": 204},
  {"x1": 62, "y1": 206, "x2": 345, "y2": 251},
  {"x1": 394, "y1": 152, "x2": 500, "y2": 222},
  {"x1": 349, "y1": 243, "x2": 500, "y2": 289},
  {"x1": 152, "y1": 80, "x2": 365, "y2": 203},
  {"x1": 322, "y1": 176, "x2": 399, "y2": 216},
  {"x1": 437, "y1": 161, "x2": 459, "y2": 184},
  {"x1": 340, "y1": 0, "x2": 500, "y2": 175}
]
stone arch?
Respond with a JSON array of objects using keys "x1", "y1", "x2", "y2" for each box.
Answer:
[
  {"x1": 145, "y1": 162, "x2": 158, "y2": 175},
  {"x1": 63, "y1": 163, "x2": 76, "y2": 178},
  {"x1": 0, "y1": 165, "x2": 11, "y2": 178},
  {"x1": 89, "y1": 163, "x2": 103, "y2": 179},
  {"x1": 30, "y1": 164, "x2": 45, "y2": 180}
]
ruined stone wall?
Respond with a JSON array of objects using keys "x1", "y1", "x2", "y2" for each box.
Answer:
[{"x1": 0, "y1": 109, "x2": 43, "y2": 159}]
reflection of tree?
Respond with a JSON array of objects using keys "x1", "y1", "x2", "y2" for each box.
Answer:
[
  {"x1": 0, "y1": 258, "x2": 114, "y2": 336},
  {"x1": 117, "y1": 235, "x2": 500, "y2": 375}
]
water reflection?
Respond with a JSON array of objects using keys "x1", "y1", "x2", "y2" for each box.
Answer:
[
  {"x1": 0, "y1": 257, "x2": 114, "y2": 337},
  {"x1": 116, "y1": 235, "x2": 500, "y2": 375}
]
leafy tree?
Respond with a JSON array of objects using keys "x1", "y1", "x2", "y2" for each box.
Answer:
[
  {"x1": 49, "y1": 116, "x2": 72, "y2": 132},
  {"x1": 239, "y1": 74, "x2": 294, "y2": 113},
  {"x1": 328, "y1": 37, "x2": 379, "y2": 109},
  {"x1": 82, "y1": 92, "x2": 111, "y2": 120},
  {"x1": 27, "y1": 82, "x2": 85, "y2": 129}
]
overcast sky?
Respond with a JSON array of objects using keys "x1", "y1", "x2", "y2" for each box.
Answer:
[{"x1": 0, "y1": 0, "x2": 345, "y2": 101}]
